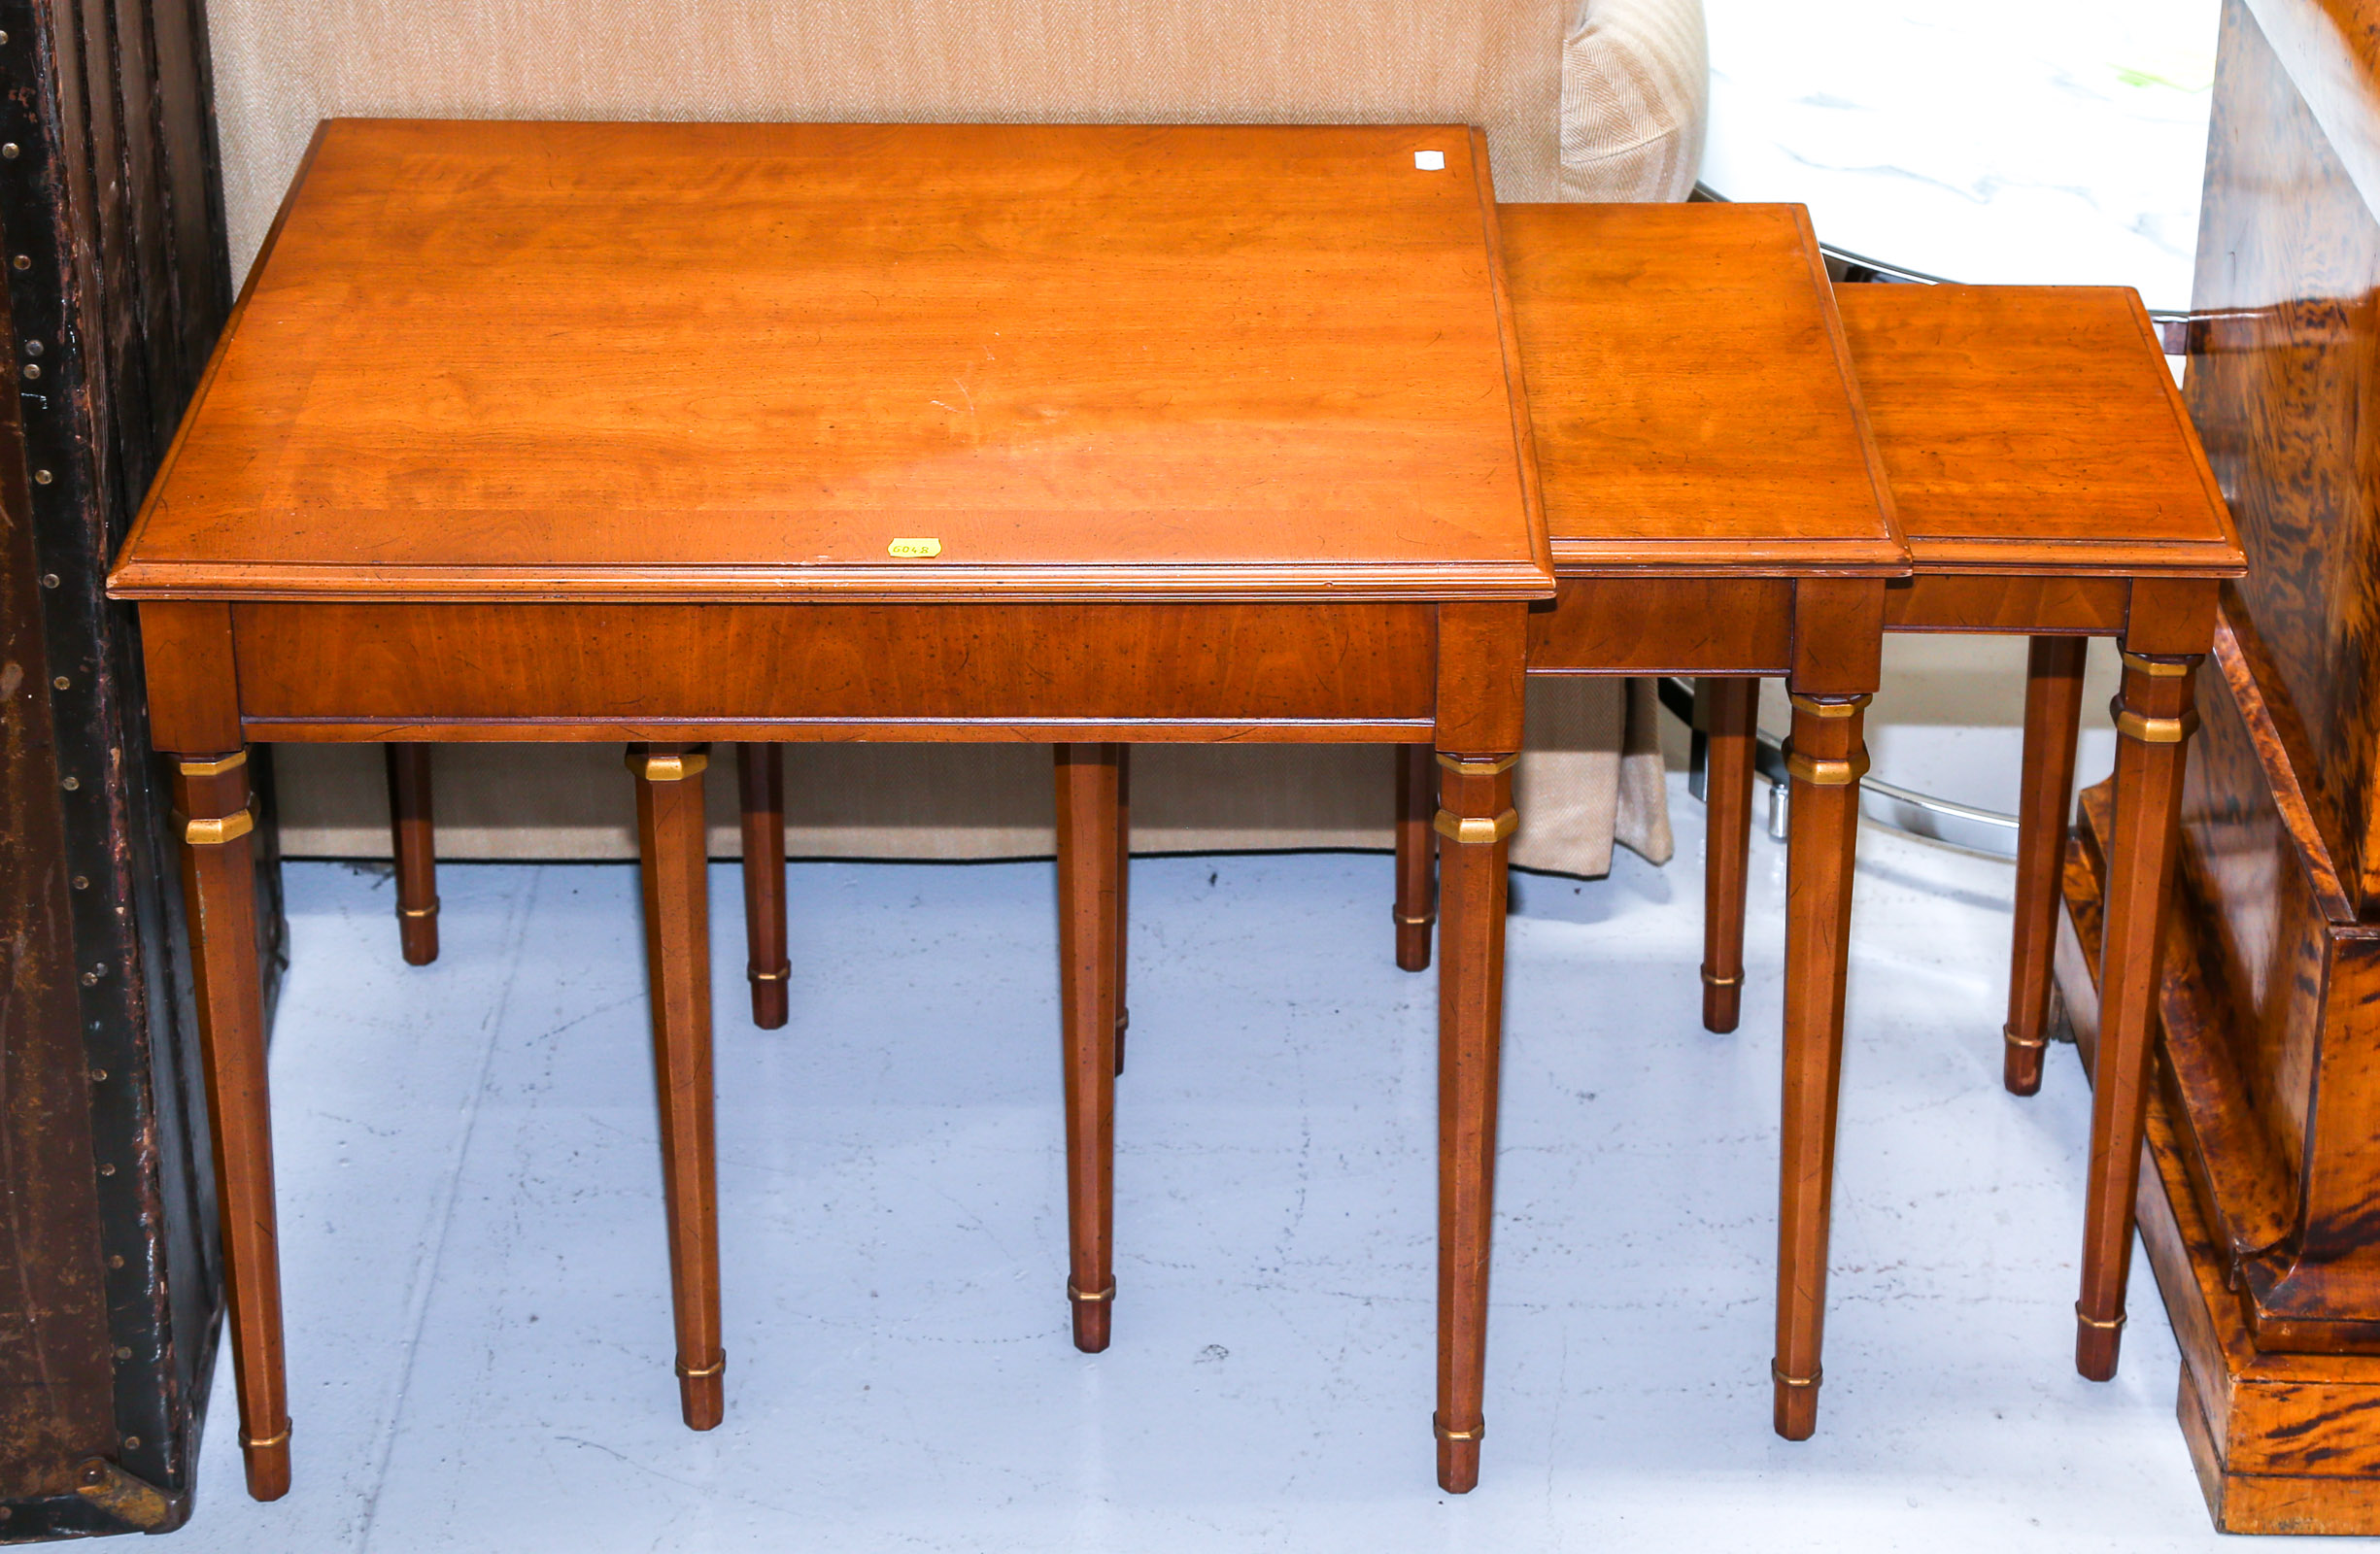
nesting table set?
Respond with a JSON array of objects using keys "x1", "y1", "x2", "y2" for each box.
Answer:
[{"x1": 107, "y1": 119, "x2": 2240, "y2": 1502}]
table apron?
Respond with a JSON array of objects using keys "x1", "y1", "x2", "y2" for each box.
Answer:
[
  {"x1": 1883, "y1": 574, "x2": 2133, "y2": 634},
  {"x1": 224, "y1": 599, "x2": 1443, "y2": 740},
  {"x1": 1527, "y1": 577, "x2": 1793, "y2": 674}
]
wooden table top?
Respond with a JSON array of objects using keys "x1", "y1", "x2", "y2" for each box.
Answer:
[
  {"x1": 1834, "y1": 285, "x2": 2244, "y2": 577},
  {"x1": 1496, "y1": 201, "x2": 1904, "y2": 577},
  {"x1": 110, "y1": 119, "x2": 1549, "y2": 605}
]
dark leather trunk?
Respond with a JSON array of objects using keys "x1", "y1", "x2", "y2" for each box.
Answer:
[{"x1": 0, "y1": 0, "x2": 273, "y2": 1537}]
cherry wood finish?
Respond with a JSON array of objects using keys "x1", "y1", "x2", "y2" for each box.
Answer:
[
  {"x1": 1433, "y1": 748, "x2": 1517, "y2": 1494},
  {"x1": 1527, "y1": 577, "x2": 1797, "y2": 673},
  {"x1": 1770, "y1": 693, "x2": 1870, "y2": 1438},
  {"x1": 384, "y1": 743, "x2": 438, "y2": 965},
  {"x1": 1114, "y1": 746, "x2": 1133, "y2": 1078},
  {"x1": 1394, "y1": 744, "x2": 1437, "y2": 972},
  {"x1": 2004, "y1": 638, "x2": 2088, "y2": 1096},
  {"x1": 2080, "y1": 656, "x2": 2204, "y2": 1378},
  {"x1": 1697, "y1": 285, "x2": 2242, "y2": 1411},
  {"x1": 111, "y1": 121, "x2": 1547, "y2": 606},
  {"x1": 226, "y1": 599, "x2": 1444, "y2": 740},
  {"x1": 1696, "y1": 677, "x2": 1758, "y2": 1033},
  {"x1": 1504, "y1": 205, "x2": 1899, "y2": 577},
  {"x1": 1055, "y1": 745, "x2": 1123, "y2": 1353},
  {"x1": 1846, "y1": 287, "x2": 2237, "y2": 1383},
  {"x1": 1429, "y1": 601, "x2": 1531, "y2": 1492},
  {"x1": 110, "y1": 120, "x2": 1548, "y2": 1497},
  {"x1": 629, "y1": 744, "x2": 727, "y2": 1430},
  {"x1": 1394, "y1": 203, "x2": 1904, "y2": 1447},
  {"x1": 737, "y1": 745, "x2": 790, "y2": 1030},
  {"x1": 169, "y1": 752, "x2": 288, "y2": 1502}
]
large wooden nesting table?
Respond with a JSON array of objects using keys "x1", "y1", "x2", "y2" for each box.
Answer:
[{"x1": 105, "y1": 118, "x2": 1552, "y2": 1501}]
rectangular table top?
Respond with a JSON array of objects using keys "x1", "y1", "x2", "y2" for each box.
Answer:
[
  {"x1": 110, "y1": 119, "x2": 1549, "y2": 605},
  {"x1": 1834, "y1": 285, "x2": 2244, "y2": 578},
  {"x1": 1496, "y1": 201, "x2": 1905, "y2": 577}
]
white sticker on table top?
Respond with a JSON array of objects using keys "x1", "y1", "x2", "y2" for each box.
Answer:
[{"x1": 1413, "y1": 150, "x2": 1445, "y2": 171}]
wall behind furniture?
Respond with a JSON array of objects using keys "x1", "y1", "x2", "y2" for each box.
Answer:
[{"x1": 205, "y1": 0, "x2": 1577, "y2": 284}]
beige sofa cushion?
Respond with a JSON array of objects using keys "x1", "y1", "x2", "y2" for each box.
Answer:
[{"x1": 1561, "y1": 0, "x2": 1710, "y2": 202}]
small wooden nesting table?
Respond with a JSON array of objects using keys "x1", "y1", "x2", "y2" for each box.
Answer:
[
  {"x1": 107, "y1": 118, "x2": 1550, "y2": 1500},
  {"x1": 1697, "y1": 283, "x2": 2244, "y2": 1402}
]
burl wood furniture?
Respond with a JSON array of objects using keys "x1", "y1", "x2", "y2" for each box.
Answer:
[
  {"x1": 1368, "y1": 200, "x2": 1910, "y2": 1444},
  {"x1": 2102, "y1": 0, "x2": 2380, "y2": 1530},
  {"x1": 1692, "y1": 283, "x2": 2243, "y2": 1403},
  {"x1": 107, "y1": 118, "x2": 1550, "y2": 1501}
]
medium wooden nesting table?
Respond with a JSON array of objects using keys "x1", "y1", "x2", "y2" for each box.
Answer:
[
  {"x1": 1375, "y1": 201, "x2": 1909, "y2": 1444},
  {"x1": 107, "y1": 118, "x2": 1552, "y2": 1500}
]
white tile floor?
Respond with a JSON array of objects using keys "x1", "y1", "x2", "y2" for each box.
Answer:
[{"x1": 168, "y1": 776, "x2": 2344, "y2": 1552}]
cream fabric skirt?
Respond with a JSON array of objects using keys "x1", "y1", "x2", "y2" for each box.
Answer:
[{"x1": 269, "y1": 678, "x2": 1673, "y2": 876}]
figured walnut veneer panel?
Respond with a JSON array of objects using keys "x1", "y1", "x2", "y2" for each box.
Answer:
[{"x1": 113, "y1": 120, "x2": 1547, "y2": 603}]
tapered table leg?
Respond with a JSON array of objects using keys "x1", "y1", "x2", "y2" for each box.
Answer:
[
  {"x1": 1434, "y1": 750, "x2": 1516, "y2": 1494},
  {"x1": 173, "y1": 750, "x2": 290, "y2": 1501},
  {"x1": 1772, "y1": 693, "x2": 1868, "y2": 1440},
  {"x1": 1698, "y1": 678, "x2": 1758, "y2": 1033},
  {"x1": 2004, "y1": 638, "x2": 2088, "y2": 1095},
  {"x1": 629, "y1": 743, "x2": 725, "y2": 1429},
  {"x1": 1394, "y1": 743, "x2": 1437, "y2": 972},
  {"x1": 2076, "y1": 653, "x2": 2199, "y2": 1380},
  {"x1": 385, "y1": 743, "x2": 439, "y2": 965},
  {"x1": 1114, "y1": 745, "x2": 1132, "y2": 1077},
  {"x1": 1055, "y1": 744, "x2": 1123, "y2": 1352},
  {"x1": 737, "y1": 743, "x2": 790, "y2": 1030}
]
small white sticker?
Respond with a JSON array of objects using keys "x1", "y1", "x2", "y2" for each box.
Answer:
[{"x1": 1413, "y1": 150, "x2": 1445, "y2": 171}]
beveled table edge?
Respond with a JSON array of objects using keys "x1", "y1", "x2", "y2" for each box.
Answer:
[
  {"x1": 105, "y1": 558, "x2": 1559, "y2": 605},
  {"x1": 1548, "y1": 541, "x2": 1911, "y2": 577},
  {"x1": 1901, "y1": 541, "x2": 2248, "y2": 578}
]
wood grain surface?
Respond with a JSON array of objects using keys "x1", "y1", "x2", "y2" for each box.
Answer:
[
  {"x1": 109, "y1": 119, "x2": 1550, "y2": 604},
  {"x1": 1497, "y1": 202, "x2": 1902, "y2": 576},
  {"x1": 1836, "y1": 284, "x2": 2242, "y2": 576},
  {"x1": 2003, "y1": 638, "x2": 2087, "y2": 1095},
  {"x1": 628, "y1": 744, "x2": 727, "y2": 1431},
  {"x1": 2191, "y1": 0, "x2": 2380, "y2": 913},
  {"x1": 224, "y1": 599, "x2": 1441, "y2": 739}
]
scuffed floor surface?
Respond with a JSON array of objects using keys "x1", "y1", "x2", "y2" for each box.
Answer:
[{"x1": 170, "y1": 782, "x2": 2322, "y2": 1552}]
